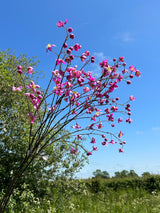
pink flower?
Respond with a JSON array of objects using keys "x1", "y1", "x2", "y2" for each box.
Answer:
[
  {"x1": 74, "y1": 43, "x2": 81, "y2": 51},
  {"x1": 77, "y1": 135, "x2": 82, "y2": 140},
  {"x1": 29, "y1": 111, "x2": 37, "y2": 123},
  {"x1": 17, "y1": 65, "x2": 23, "y2": 74},
  {"x1": 96, "y1": 122, "x2": 103, "y2": 129},
  {"x1": 119, "y1": 56, "x2": 124, "y2": 62},
  {"x1": 56, "y1": 59, "x2": 65, "y2": 65},
  {"x1": 90, "y1": 137, "x2": 96, "y2": 144},
  {"x1": 129, "y1": 95, "x2": 135, "y2": 101},
  {"x1": 118, "y1": 117, "x2": 123, "y2": 123},
  {"x1": 27, "y1": 81, "x2": 40, "y2": 93},
  {"x1": 118, "y1": 131, "x2": 124, "y2": 138},
  {"x1": 28, "y1": 67, "x2": 33, "y2": 74},
  {"x1": 126, "y1": 118, "x2": 132, "y2": 124},
  {"x1": 102, "y1": 141, "x2": 106, "y2": 146},
  {"x1": 109, "y1": 139, "x2": 117, "y2": 144},
  {"x1": 135, "y1": 70, "x2": 141, "y2": 77},
  {"x1": 72, "y1": 123, "x2": 81, "y2": 129},
  {"x1": 57, "y1": 19, "x2": 67, "y2": 27},
  {"x1": 48, "y1": 104, "x2": 57, "y2": 112},
  {"x1": 93, "y1": 146, "x2": 98, "y2": 151},
  {"x1": 46, "y1": 44, "x2": 56, "y2": 53},
  {"x1": 70, "y1": 148, "x2": 78, "y2": 155},
  {"x1": 88, "y1": 123, "x2": 94, "y2": 130},
  {"x1": 119, "y1": 148, "x2": 124, "y2": 153},
  {"x1": 83, "y1": 87, "x2": 90, "y2": 93},
  {"x1": 129, "y1": 65, "x2": 136, "y2": 72},
  {"x1": 87, "y1": 152, "x2": 92, "y2": 156},
  {"x1": 12, "y1": 86, "x2": 22, "y2": 92}
]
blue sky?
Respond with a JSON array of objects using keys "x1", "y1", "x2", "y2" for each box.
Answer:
[{"x1": 1, "y1": 0, "x2": 160, "y2": 178}]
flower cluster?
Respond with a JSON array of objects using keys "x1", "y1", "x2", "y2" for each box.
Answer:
[{"x1": 13, "y1": 19, "x2": 140, "y2": 156}]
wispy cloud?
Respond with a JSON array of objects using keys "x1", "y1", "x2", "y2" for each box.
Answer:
[
  {"x1": 152, "y1": 127, "x2": 160, "y2": 132},
  {"x1": 114, "y1": 32, "x2": 134, "y2": 43},
  {"x1": 136, "y1": 131, "x2": 144, "y2": 135},
  {"x1": 91, "y1": 52, "x2": 111, "y2": 77}
]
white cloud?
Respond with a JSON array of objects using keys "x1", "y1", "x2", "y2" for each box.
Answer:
[
  {"x1": 152, "y1": 127, "x2": 160, "y2": 132},
  {"x1": 114, "y1": 32, "x2": 134, "y2": 43},
  {"x1": 136, "y1": 131, "x2": 144, "y2": 135},
  {"x1": 91, "y1": 52, "x2": 112, "y2": 77}
]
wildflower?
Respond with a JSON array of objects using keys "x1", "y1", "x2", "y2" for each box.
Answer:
[
  {"x1": 96, "y1": 122, "x2": 103, "y2": 129},
  {"x1": 17, "y1": 65, "x2": 23, "y2": 74},
  {"x1": 72, "y1": 123, "x2": 81, "y2": 129},
  {"x1": 87, "y1": 152, "x2": 92, "y2": 156},
  {"x1": 27, "y1": 81, "x2": 40, "y2": 93},
  {"x1": 28, "y1": 67, "x2": 33, "y2": 74},
  {"x1": 90, "y1": 137, "x2": 96, "y2": 144},
  {"x1": 57, "y1": 19, "x2": 67, "y2": 27},
  {"x1": 118, "y1": 117, "x2": 123, "y2": 123},
  {"x1": 93, "y1": 146, "x2": 98, "y2": 151},
  {"x1": 119, "y1": 56, "x2": 124, "y2": 62},
  {"x1": 56, "y1": 59, "x2": 65, "y2": 65},
  {"x1": 68, "y1": 27, "x2": 73, "y2": 33},
  {"x1": 83, "y1": 87, "x2": 90, "y2": 93},
  {"x1": 135, "y1": 70, "x2": 141, "y2": 77},
  {"x1": 129, "y1": 95, "x2": 135, "y2": 101},
  {"x1": 46, "y1": 44, "x2": 56, "y2": 53},
  {"x1": 77, "y1": 135, "x2": 82, "y2": 140},
  {"x1": 70, "y1": 148, "x2": 78, "y2": 155},
  {"x1": 29, "y1": 111, "x2": 37, "y2": 123},
  {"x1": 119, "y1": 148, "x2": 124, "y2": 153},
  {"x1": 12, "y1": 86, "x2": 22, "y2": 92},
  {"x1": 118, "y1": 131, "x2": 124, "y2": 138},
  {"x1": 129, "y1": 65, "x2": 136, "y2": 72}
]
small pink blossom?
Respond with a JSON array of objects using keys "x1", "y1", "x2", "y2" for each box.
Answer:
[
  {"x1": 29, "y1": 112, "x2": 37, "y2": 123},
  {"x1": 90, "y1": 137, "x2": 96, "y2": 144},
  {"x1": 28, "y1": 67, "x2": 33, "y2": 74},
  {"x1": 129, "y1": 65, "x2": 136, "y2": 72},
  {"x1": 27, "y1": 81, "x2": 40, "y2": 93},
  {"x1": 129, "y1": 95, "x2": 135, "y2": 101},
  {"x1": 88, "y1": 123, "x2": 94, "y2": 130},
  {"x1": 87, "y1": 151, "x2": 92, "y2": 156},
  {"x1": 118, "y1": 131, "x2": 124, "y2": 138},
  {"x1": 70, "y1": 148, "x2": 78, "y2": 155},
  {"x1": 17, "y1": 65, "x2": 23, "y2": 74},
  {"x1": 83, "y1": 87, "x2": 90, "y2": 93},
  {"x1": 119, "y1": 148, "x2": 124, "y2": 153},
  {"x1": 93, "y1": 146, "x2": 98, "y2": 151},
  {"x1": 96, "y1": 122, "x2": 103, "y2": 129},
  {"x1": 77, "y1": 135, "x2": 82, "y2": 140},
  {"x1": 119, "y1": 56, "x2": 124, "y2": 62},
  {"x1": 57, "y1": 19, "x2": 67, "y2": 27},
  {"x1": 56, "y1": 59, "x2": 65, "y2": 65},
  {"x1": 72, "y1": 123, "x2": 81, "y2": 129},
  {"x1": 135, "y1": 70, "x2": 141, "y2": 77},
  {"x1": 46, "y1": 44, "x2": 56, "y2": 53},
  {"x1": 48, "y1": 104, "x2": 57, "y2": 112},
  {"x1": 12, "y1": 86, "x2": 22, "y2": 92},
  {"x1": 118, "y1": 117, "x2": 123, "y2": 123}
]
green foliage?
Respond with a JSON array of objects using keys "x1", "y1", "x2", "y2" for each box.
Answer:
[
  {"x1": 2, "y1": 176, "x2": 160, "y2": 212},
  {"x1": 92, "y1": 169, "x2": 110, "y2": 179},
  {"x1": 0, "y1": 50, "x2": 87, "y2": 197}
]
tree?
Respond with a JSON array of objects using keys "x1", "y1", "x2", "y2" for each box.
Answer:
[
  {"x1": 93, "y1": 169, "x2": 110, "y2": 179},
  {"x1": 128, "y1": 170, "x2": 138, "y2": 178},
  {"x1": 142, "y1": 172, "x2": 151, "y2": 178},
  {"x1": 0, "y1": 50, "x2": 87, "y2": 199},
  {"x1": 114, "y1": 170, "x2": 129, "y2": 178},
  {"x1": 0, "y1": 19, "x2": 140, "y2": 212}
]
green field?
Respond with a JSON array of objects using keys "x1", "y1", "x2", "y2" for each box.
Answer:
[{"x1": 2, "y1": 176, "x2": 160, "y2": 213}]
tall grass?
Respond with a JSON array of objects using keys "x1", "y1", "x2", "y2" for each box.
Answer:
[{"x1": 2, "y1": 177, "x2": 160, "y2": 212}]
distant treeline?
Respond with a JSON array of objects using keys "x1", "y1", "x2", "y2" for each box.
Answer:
[{"x1": 92, "y1": 169, "x2": 152, "y2": 179}]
